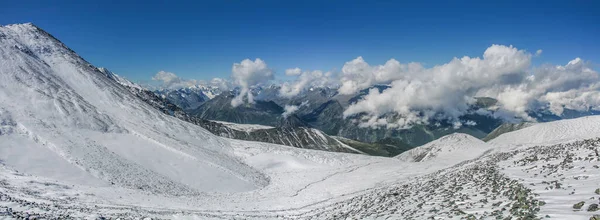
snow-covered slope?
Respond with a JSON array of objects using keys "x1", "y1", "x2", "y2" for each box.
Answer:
[
  {"x1": 0, "y1": 23, "x2": 266, "y2": 194},
  {"x1": 490, "y1": 116, "x2": 600, "y2": 146},
  {"x1": 395, "y1": 133, "x2": 491, "y2": 163},
  {"x1": 97, "y1": 67, "x2": 143, "y2": 91},
  {"x1": 212, "y1": 120, "x2": 274, "y2": 132}
]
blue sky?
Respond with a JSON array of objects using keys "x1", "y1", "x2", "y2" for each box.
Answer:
[{"x1": 2, "y1": 0, "x2": 599, "y2": 83}]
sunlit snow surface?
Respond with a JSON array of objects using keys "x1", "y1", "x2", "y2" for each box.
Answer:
[
  {"x1": 1, "y1": 23, "x2": 599, "y2": 219},
  {"x1": 211, "y1": 120, "x2": 275, "y2": 132}
]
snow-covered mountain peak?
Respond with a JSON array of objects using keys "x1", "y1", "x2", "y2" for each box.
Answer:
[
  {"x1": 395, "y1": 133, "x2": 490, "y2": 162},
  {"x1": 435, "y1": 132, "x2": 483, "y2": 143},
  {"x1": 3, "y1": 22, "x2": 36, "y2": 30},
  {"x1": 2, "y1": 23, "x2": 79, "y2": 59}
]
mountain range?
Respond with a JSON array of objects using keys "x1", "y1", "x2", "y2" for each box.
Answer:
[
  {"x1": 100, "y1": 67, "x2": 367, "y2": 155},
  {"x1": 156, "y1": 79, "x2": 598, "y2": 154}
]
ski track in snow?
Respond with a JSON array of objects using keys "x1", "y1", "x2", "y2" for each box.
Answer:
[{"x1": 289, "y1": 162, "x2": 380, "y2": 198}]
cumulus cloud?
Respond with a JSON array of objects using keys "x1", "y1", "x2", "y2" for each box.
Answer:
[
  {"x1": 204, "y1": 77, "x2": 232, "y2": 90},
  {"x1": 152, "y1": 71, "x2": 199, "y2": 89},
  {"x1": 285, "y1": 67, "x2": 302, "y2": 76},
  {"x1": 282, "y1": 105, "x2": 299, "y2": 118},
  {"x1": 279, "y1": 69, "x2": 335, "y2": 98},
  {"x1": 231, "y1": 58, "x2": 274, "y2": 107},
  {"x1": 338, "y1": 57, "x2": 423, "y2": 95},
  {"x1": 342, "y1": 44, "x2": 600, "y2": 129},
  {"x1": 494, "y1": 86, "x2": 535, "y2": 121},
  {"x1": 151, "y1": 71, "x2": 232, "y2": 90},
  {"x1": 465, "y1": 120, "x2": 477, "y2": 126},
  {"x1": 154, "y1": 45, "x2": 598, "y2": 130},
  {"x1": 281, "y1": 101, "x2": 309, "y2": 118}
]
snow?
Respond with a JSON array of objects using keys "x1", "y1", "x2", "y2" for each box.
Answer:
[
  {"x1": 494, "y1": 139, "x2": 600, "y2": 220},
  {"x1": 97, "y1": 67, "x2": 143, "y2": 91},
  {"x1": 395, "y1": 133, "x2": 491, "y2": 163},
  {"x1": 203, "y1": 90, "x2": 218, "y2": 99},
  {"x1": 490, "y1": 116, "x2": 600, "y2": 146},
  {"x1": 211, "y1": 120, "x2": 274, "y2": 132},
  {"x1": 1, "y1": 23, "x2": 600, "y2": 219},
  {"x1": 0, "y1": 23, "x2": 264, "y2": 194}
]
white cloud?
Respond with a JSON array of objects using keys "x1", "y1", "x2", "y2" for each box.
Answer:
[
  {"x1": 231, "y1": 58, "x2": 274, "y2": 107},
  {"x1": 152, "y1": 71, "x2": 179, "y2": 85},
  {"x1": 452, "y1": 121, "x2": 463, "y2": 129},
  {"x1": 154, "y1": 45, "x2": 599, "y2": 129},
  {"x1": 279, "y1": 69, "x2": 334, "y2": 98},
  {"x1": 152, "y1": 71, "x2": 199, "y2": 89},
  {"x1": 343, "y1": 45, "x2": 600, "y2": 129},
  {"x1": 535, "y1": 49, "x2": 543, "y2": 56},
  {"x1": 282, "y1": 101, "x2": 310, "y2": 118},
  {"x1": 465, "y1": 120, "x2": 477, "y2": 126},
  {"x1": 205, "y1": 77, "x2": 232, "y2": 90},
  {"x1": 285, "y1": 67, "x2": 302, "y2": 76},
  {"x1": 495, "y1": 86, "x2": 535, "y2": 121},
  {"x1": 151, "y1": 71, "x2": 232, "y2": 91},
  {"x1": 491, "y1": 57, "x2": 600, "y2": 118},
  {"x1": 338, "y1": 57, "x2": 423, "y2": 95},
  {"x1": 534, "y1": 58, "x2": 600, "y2": 114},
  {"x1": 282, "y1": 105, "x2": 299, "y2": 118}
]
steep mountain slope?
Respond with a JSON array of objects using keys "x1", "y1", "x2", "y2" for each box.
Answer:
[
  {"x1": 0, "y1": 23, "x2": 266, "y2": 194},
  {"x1": 395, "y1": 133, "x2": 491, "y2": 162},
  {"x1": 302, "y1": 99, "x2": 346, "y2": 134},
  {"x1": 194, "y1": 117, "x2": 362, "y2": 153},
  {"x1": 97, "y1": 67, "x2": 143, "y2": 90},
  {"x1": 234, "y1": 126, "x2": 362, "y2": 153}
]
